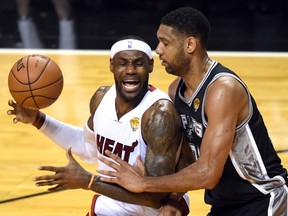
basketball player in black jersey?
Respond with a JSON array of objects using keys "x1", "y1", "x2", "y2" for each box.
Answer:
[{"x1": 98, "y1": 7, "x2": 288, "y2": 216}]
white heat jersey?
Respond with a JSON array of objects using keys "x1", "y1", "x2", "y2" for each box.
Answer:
[{"x1": 93, "y1": 84, "x2": 185, "y2": 215}]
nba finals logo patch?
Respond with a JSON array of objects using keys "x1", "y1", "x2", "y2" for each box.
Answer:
[
  {"x1": 130, "y1": 117, "x2": 139, "y2": 132},
  {"x1": 193, "y1": 98, "x2": 200, "y2": 112}
]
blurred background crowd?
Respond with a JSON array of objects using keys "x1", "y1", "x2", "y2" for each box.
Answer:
[{"x1": 0, "y1": 0, "x2": 287, "y2": 51}]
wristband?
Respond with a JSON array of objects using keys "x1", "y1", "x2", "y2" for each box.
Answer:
[
  {"x1": 86, "y1": 174, "x2": 95, "y2": 190},
  {"x1": 32, "y1": 112, "x2": 46, "y2": 129}
]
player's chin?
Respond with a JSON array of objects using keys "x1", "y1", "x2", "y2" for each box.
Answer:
[{"x1": 165, "y1": 66, "x2": 176, "y2": 75}]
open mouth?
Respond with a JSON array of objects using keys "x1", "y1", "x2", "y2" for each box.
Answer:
[{"x1": 122, "y1": 80, "x2": 140, "y2": 92}]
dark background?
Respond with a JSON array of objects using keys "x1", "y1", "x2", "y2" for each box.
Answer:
[{"x1": 1, "y1": 0, "x2": 288, "y2": 51}]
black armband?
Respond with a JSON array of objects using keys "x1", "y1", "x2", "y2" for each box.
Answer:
[{"x1": 32, "y1": 112, "x2": 46, "y2": 129}]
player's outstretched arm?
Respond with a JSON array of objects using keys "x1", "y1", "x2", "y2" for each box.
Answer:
[{"x1": 34, "y1": 148, "x2": 166, "y2": 208}]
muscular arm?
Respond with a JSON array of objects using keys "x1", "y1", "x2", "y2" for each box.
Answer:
[
  {"x1": 142, "y1": 99, "x2": 182, "y2": 176},
  {"x1": 140, "y1": 77, "x2": 249, "y2": 192},
  {"x1": 142, "y1": 99, "x2": 195, "y2": 202}
]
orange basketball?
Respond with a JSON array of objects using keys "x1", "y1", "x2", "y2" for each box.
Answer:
[{"x1": 8, "y1": 54, "x2": 64, "y2": 109}]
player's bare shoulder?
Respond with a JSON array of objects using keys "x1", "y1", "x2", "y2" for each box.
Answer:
[
  {"x1": 144, "y1": 99, "x2": 177, "y2": 120},
  {"x1": 89, "y1": 86, "x2": 110, "y2": 114}
]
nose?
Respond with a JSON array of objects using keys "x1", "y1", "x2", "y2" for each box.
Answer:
[
  {"x1": 126, "y1": 63, "x2": 136, "y2": 74},
  {"x1": 155, "y1": 43, "x2": 162, "y2": 55}
]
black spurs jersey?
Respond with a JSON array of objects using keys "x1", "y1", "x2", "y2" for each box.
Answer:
[{"x1": 174, "y1": 61, "x2": 288, "y2": 214}]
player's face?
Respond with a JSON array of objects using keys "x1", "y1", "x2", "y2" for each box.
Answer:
[
  {"x1": 156, "y1": 24, "x2": 187, "y2": 76},
  {"x1": 110, "y1": 50, "x2": 153, "y2": 102}
]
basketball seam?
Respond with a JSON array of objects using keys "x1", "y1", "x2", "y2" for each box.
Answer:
[
  {"x1": 25, "y1": 55, "x2": 36, "y2": 108},
  {"x1": 9, "y1": 77, "x2": 63, "y2": 93},
  {"x1": 10, "y1": 69, "x2": 27, "y2": 85},
  {"x1": 27, "y1": 56, "x2": 51, "y2": 109},
  {"x1": 29, "y1": 58, "x2": 51, "y2": 84}
]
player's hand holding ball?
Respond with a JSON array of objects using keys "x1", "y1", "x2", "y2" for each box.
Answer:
[
  {"x1": 7, "y1": 99, "x2": 40, "y2": 124},
  {"x1": 7, "y1": 54, "x2": 64, "y2": 126}
]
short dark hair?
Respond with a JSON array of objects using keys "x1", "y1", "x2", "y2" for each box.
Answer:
[{"x1": 161, "y1": 7, "x2": 211, "y2": 48}]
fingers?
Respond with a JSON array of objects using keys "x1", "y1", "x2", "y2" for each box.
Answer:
[
  {"x1": 101, "y1": 150, "x2": 132, "y2": 169},
  {"x1": 8, "y1": 99, "x2": 16, "y2": 108},
  {"x1": 96, "y1": 171, "x2": 118, "y2": 184},
  {"x1": 7, "y1": 100, "x2": 16, "y2": 116},
  {"x1": 97, "y1": 153, "x2": 121, "y2": 172},
  {"x1": 97, "y1": 168, "x2": 118, "y2": 177},
  {"x1": 33, "y1": 167, "x2": 64, "y2": 188},
  {"x1": 33, "y1": 174, "x2": 54, "y2": 182},
  {"x1": 13, "y1": 117, "x2": 18, "y2": 124},
  {"x1": 7, "y1": 109, "x2": 15, "y2": 116},
  {"x1": 98, "y1": 150, "x2": 141, "y2": 176},
  {"x1": 136, "y1": 155, "x2": 145, "y2": 174},
  {"x1": 47, "y1": 185, "x2": 66, "y2": 192},
  {"x1": 33, "y1": 174, "x2": 60, "y2": 186},
  {"x1": 7, "y1": 100, "x2": 19, "y2": 124},
  {"x1": 37, "y1": 165, "x2": 61, "y2": 172},
  {"x1": 34, "y1": 177, "x2": 66, "y2": 192},
  {"x1": 103, "y1": 150, "x2": 125, "y2": 165},
  {"x1": 34, "y1": 166, "x2": 61, "y2": 181}
]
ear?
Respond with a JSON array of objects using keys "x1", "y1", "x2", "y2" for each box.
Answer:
[
  {"x1": 109, "y1": 58, "x2": 114, "y2": 73},
  {"x1": 148, "y1": 58, "x2": 154, "y2": 74},
  {"x1": 186, "y1": 37, "x2": 197, "y2": 53}
]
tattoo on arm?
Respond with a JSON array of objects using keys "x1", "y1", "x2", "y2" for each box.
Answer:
[{"x1": 142, "y1": 100, "x2": 182, "y2": 176}]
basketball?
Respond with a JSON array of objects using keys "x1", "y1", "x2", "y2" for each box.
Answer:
[{"x1": 8, "y1": 54, "x2": 64, "y2": 109}]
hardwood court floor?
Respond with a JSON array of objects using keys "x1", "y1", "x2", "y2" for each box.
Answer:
[{"x1": 0, "y1": 50, "x2": 287, "y2": 215}]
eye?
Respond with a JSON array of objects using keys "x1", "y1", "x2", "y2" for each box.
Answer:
[
  {"x1": 158, "y1": 39, "x2": 168, "y2": 47},
  {"x1": 118, "y1": 60, "x2": 126, "y2": 66},
  {"x1": 163, "y1": 41, "x2": 169, "y2": 47},
  {"x1": 135, "y1": 60, "x2": 144, "y2": 66}
]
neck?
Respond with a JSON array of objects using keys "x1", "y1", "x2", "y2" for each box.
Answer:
[{"x1": 182, "y1": 55, "x2": 212, "y2": 99}]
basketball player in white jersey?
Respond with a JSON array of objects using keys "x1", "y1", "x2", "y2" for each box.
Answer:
[{"x1": 7, "y1": 36, "x2": 194, "y2": 215}]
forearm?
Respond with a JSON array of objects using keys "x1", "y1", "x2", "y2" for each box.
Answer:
[
  {"x1": 143, "y1": 175, "x2": 187, "y2": 193},
  {"x1": 88, "y1": 174, "x2": 169, "y2": 209},
  {"x1": 142, "y1": 159, "x2": 214, "y2": 193},
  {"x1": 35, "y1": 113, "x2": 97, "y2": 161}
]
